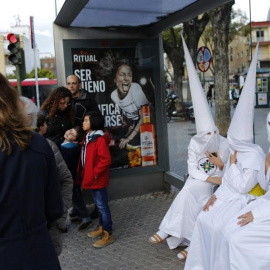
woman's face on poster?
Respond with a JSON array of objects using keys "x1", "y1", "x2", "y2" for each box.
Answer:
[{"x1": 114, "y1": 64, "x2": 132, "y2": 98}]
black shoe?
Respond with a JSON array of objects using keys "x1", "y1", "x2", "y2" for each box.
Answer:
[
  {"x1": 90, "y1": 206, "x2": 99, "y2": 219},
  {"x1": 60, "y1": 227, "x2": 68, "y2": 233},
  {"x1": 70, "y1": 216, "x2": 82, "y2": 223},
  {"x1": 70, "y1": 211, "x2": 79, "y2": 218},
  {"x1": 78, "y1": 221, "x2": 93, "y2": 232}
]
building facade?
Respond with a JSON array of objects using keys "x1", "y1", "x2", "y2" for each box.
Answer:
[
  {"x1": 229, "y1": 20, "x2": 270, "y2": 84},
  {"x1": 40, "y1": 57, "x2": 56, "y2": 75}
]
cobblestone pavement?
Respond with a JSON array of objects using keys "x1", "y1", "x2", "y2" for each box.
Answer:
[
  {"x1": 59, "y1": 105, "x2": 269, "y2": 269},
  {"x1": 59, "y1": 191, "x2": 186, "y2": 270}
]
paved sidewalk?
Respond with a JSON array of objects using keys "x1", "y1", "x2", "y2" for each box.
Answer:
[
  {"x1": 168, "y1": 106, "x2": 270, "y2": 176},
  {"x1": 59, "y1": 191, "x2": 185, "y2": 270}
]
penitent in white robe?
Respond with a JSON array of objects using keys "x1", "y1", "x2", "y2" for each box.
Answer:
[
  {"x1": 214, "y1": 168, "x2": 270, "y2": 270},
  {"x1": 184, "y1": 157, "x2": 259, "y2": 270},
  {"x1": 159, "y1": 136, "x2": 229, "y2": 249}
]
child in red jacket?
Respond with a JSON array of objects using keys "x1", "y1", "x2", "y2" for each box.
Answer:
[{"x1": 78, "y1": 111, "x2": 113, "y2": 248}]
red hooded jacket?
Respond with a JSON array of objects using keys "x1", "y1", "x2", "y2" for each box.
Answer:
[{"x1": 78, "y1": 130, "x2": 111, "y2": 189}]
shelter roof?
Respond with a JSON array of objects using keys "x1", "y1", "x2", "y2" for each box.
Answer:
[{"x1": 55, "y1": 0, "x2": 231, "y2": 36}]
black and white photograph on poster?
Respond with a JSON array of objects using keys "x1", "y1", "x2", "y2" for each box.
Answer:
[{"x1": 71, "y1": 47, "x2": 157, "y2": 170}]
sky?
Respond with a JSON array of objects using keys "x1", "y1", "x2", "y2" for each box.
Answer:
[
  {"x1": 0, "y1": 0, "x2": 269, "y2": 56},
  {"x1": 0, "y1": 0, "x2": 65, "y2": 56}
]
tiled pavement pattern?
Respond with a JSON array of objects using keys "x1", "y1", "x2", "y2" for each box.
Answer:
[
  {"x1": 59, "y1": 191, "x2": 186, "y2": 270},
  {"x1": 59, "y1": 105, "x2": 269, "y2": 270}
]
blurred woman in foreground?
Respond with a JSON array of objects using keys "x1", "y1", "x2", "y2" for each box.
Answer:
[{"x1": 0, "y1": 73, "x2": 63, "y2": 269}]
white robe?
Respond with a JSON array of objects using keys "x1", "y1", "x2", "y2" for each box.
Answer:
[
  {"x1": 159, "y1": 136, "x2": 229, "y2": 249},
  {"x1": 214, "y1": 169, "x2": 270, "y2": 270},
  {"x1": 184, "y1": 159, "x2": 259, "y2": 270}
]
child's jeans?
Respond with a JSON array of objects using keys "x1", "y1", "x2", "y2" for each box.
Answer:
[{"x1": 91, "y1": 188, "x2": 113, "y2": 233}]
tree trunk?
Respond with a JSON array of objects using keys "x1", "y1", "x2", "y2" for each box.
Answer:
[
  {"x1": 163, "y1": 29, "x2": 184, "y2": 100},
  {"x1": 183, "y1": 14, "x2": 210, "y2": 101},
  {"x1": 209, "y1": 2, "x2": 233, "y2": 136}
]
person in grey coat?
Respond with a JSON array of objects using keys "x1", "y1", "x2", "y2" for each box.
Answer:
[
  {"x1": 23, "y1": 100, "x2": 73, "y2": 256},
  {"x1": 46, "y1": 139, "x2": 73, "y2": 255}
]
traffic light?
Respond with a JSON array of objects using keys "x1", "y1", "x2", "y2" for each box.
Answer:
[
  {"x1": 6, "y1": 33, "x2": 26, "y2": 93},
  {"x1": 7, "y1": 33, "x2": 22, "y2": 65}
]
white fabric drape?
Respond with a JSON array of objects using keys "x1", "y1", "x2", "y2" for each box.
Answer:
[
  {"x1": 184, "y1": 161, "x2": 259, "y2": 270},
  {"x1": 213, "y1": 168, "x2": 270, "y2": 270}
]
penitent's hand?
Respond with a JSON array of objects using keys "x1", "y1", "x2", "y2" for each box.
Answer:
[
  {"x1": 237, "y1": 211, "x2": 254, "y2": 227},
  {"x1": 203, "y1": 195, "x2": 216, "y2": 212},
  {"x1": 206, "y1": 152, "x2": 223, "y2": 170},
  {"x1": 230, "y1": 150, "x2": 237, "y2": 165}
]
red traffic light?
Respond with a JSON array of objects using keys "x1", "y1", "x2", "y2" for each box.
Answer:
[
  {"x1": 7, "y1": 33, "x2": 22, "y2": 65},
  {"x1": 7, "y1": 33, "x2": 18, "y2": 44}
]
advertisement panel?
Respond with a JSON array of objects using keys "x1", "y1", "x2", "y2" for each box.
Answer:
[
  {"x1": 257, "y1": 92, "x2": 268, "y2": 106},
  {"x1": 71, "y1": 46, "x2": 157, "y2": 170}
]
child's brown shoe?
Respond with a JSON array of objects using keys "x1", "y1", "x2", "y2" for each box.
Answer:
[
  {"x1": 87, "y1": 225, "x2": 103, "y2": 238},
  {"x1": 93, "y1": 230, "x2": 114, "y2": 248}
]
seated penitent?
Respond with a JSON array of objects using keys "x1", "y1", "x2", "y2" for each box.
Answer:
[
  {"x1": 149, "y1": 36, "x2": 229, "y2": 261},
  {"x1": 184, "y1": 43, "x2": 266, "y2": 270}
]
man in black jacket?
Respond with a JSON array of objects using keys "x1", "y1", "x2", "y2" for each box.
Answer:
[
  {"x1": 66, "y1": 74, "x2": 100, "y2": 229},
  {"x1": 66, "y1": 74, "x2": 100, "y2": 126}
]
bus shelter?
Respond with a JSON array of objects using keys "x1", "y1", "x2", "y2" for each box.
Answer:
[{"x1": 53, "y1": 0, "x2": 231, "y2": 200}]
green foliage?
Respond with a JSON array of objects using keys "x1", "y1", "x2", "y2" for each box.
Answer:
[
  {"x1": 162, "y1": 26, "x2": 182, "y2": 46},
  {"x1": 201, "y1": 24, "x2": 213, "y2": 47},
  {"x1": 6, "y1": 73, "x2": 16, "y2": 79},
  {"x1": 26, "y1": 68, "x2": 56, "y2": 79},
  {"x1": 201, "y1": 8, "x2": 247, "y2": 46},
  {"x1": 229, "y1": 8, "x2": 248, "y2": 41}
]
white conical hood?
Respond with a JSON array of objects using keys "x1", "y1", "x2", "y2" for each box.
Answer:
[
  {"x1": 227, "y1": 43, "x2": 267, "y2": 191},
  {"x1": 182, "y1": 35, "x2": 220, "y2": 155},
  {"x1": 181, "y1": 35, "x2": 216, "y2": 136},
  {"x1": 228, "y1": 43, "x2": 259, "y2": 144}
]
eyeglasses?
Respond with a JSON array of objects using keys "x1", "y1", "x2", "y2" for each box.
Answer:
[{"x1": 59, "y1": 101, "x2": 71, "y2": 106}]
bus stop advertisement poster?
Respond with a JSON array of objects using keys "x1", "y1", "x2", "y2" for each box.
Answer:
[{"x1": 71, "y1": 47, "x2": 157, "y2": 170}]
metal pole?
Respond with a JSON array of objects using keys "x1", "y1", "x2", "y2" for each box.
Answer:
[
  {"x1": 249, "y1": 0, "x2": 252, "y2": 61},
  {"x1": 34, "y1": 47, "x2": 40, "y2": 108},
  {"x1": 16, "y1": 65, "x2": 22, "y2": 95},
  {"x1": 194, "y1": 17, "x2": 196, "y2": 64},
  {"x1": 55, "y1": 0, "x2": 58, "y2": 17},
  {"x1": 249, "y1": 0, "x2": 255, "y2": 143},
  {"x1": 30, "y1": 16, "x2": 40, "y2": 108}
]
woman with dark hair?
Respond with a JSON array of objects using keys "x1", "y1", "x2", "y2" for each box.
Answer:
[
  {"x1": 0, "y1": 73, "x2": 63, "y2": 269},
  {"x1": 39, "y1": 86, "x2": 74, "y2": 147}
]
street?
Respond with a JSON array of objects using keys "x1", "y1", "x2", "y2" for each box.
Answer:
[{"x1": 167, "y1": 104, "x2": 270, "y2": 177}]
